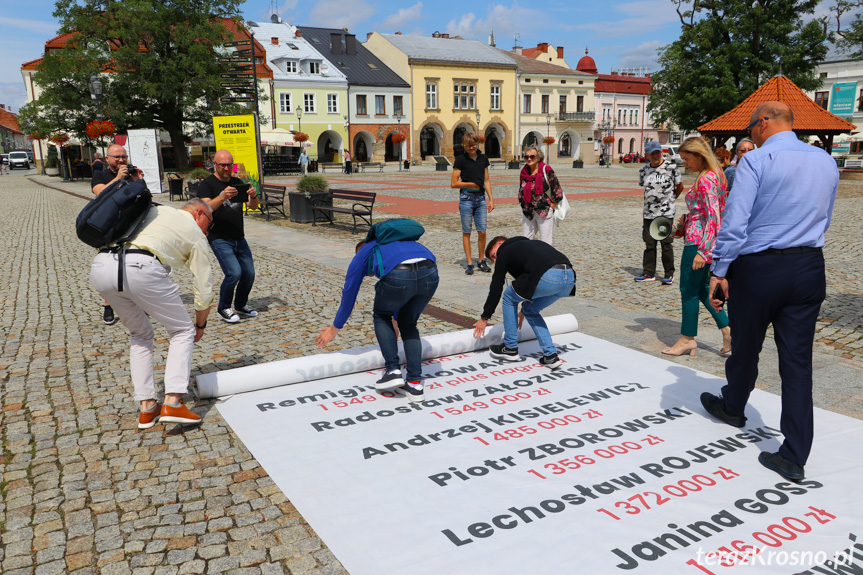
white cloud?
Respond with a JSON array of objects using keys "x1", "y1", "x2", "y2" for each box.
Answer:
[
  {"x1": 308, "y1": 0, "x2": 375, "y2": 29},
  {"x1": 382, "y1": 3, "x2": 423, "y2": 31},
  {"x1": 445, "y1": 3, "x2": 546, "y2": 42},
  {"x1": 615, "y1": 40, "x2": 662, "y2": 69},
  {"x1": 0, "y1": 82, "x2": 28, "y2": 113}
]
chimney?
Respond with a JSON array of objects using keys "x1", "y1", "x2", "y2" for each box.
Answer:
[
  {"x1": 271, "y1": 37, "x2": 278, "y2": 45},
  {"x1": 611, "y1": 71, "x2": 618, "y2": 75},
  {"x1": 345, "y1": 34, "x2": 356, "y2": 55},
  {"x1": 295, "y1": 29, "x2": 301, "y2": 38},
  {"x1": 515, "y1": 46, "x2": 522, "y2": 55},
  {"x1": 442, "y1": 33, "x2": 450, "y2": 38},
  {"x1": 331, "y1": 33, "x2": 342, "y2": 54},
  {"x1": 557, "y1": 46, "x2": 564, "y2": 59},
  {"x1": 538, "y1": 42, "x2": 549, "y2": 51},
  {"x1": 367, "y1": 32, "x2": 373, "y2": 40}
]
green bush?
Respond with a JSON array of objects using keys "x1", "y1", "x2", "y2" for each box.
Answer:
[
  {"x1": 296, "y1": 175, "x2": 329, "y2": 194},
  {"x1": 189, "y1": 167, "x2": 211, "y2": 180},
  {"x1": 45, "y1": 146, "x2": 59, "y2": 168}
]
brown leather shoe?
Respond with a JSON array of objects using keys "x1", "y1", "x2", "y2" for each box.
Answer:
[
  {"x1": 159, "y1": 400, "x2": 202, "y2": 425},
  {"x1": 138, "y1": 405, "x2": 160, "y2": 429}
]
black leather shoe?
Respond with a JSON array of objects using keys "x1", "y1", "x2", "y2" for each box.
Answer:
[
  {"x1": 700, "y1": 392, "x2": 747, "y2": 428},
  {"x1": 758, "y1": 451, "x2": 805, "y2": 483}
]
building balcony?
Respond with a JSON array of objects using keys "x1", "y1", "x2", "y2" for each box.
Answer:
[{"x1": 556, "y1": 111, "x2": 595, "y2": 122}]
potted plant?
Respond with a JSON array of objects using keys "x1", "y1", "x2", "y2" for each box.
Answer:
[
  {"x1": 542, "y1": 136, "x2": 556, "y2": 145},
  {"x1": 602, "y1": 136, "x2": 615, "y2": 145},
  {"x1": 475, "y1": 134, "x2": 486, "y2": 144},
  {"x1": 573, "y1": 154, "x2": 584, "y2": 169},
  {"x1": 391, "y1": 133, "x2": 406, "y2": 145},
  {"x1": 45, "y1": 145, "x2": 60, "y2": 176},
  {"x1": 435, "y1": 156, "x2": 449, "y2": 172},
  {"x1": 290, "y1": 175, "x2": 330, "y2": 223}
]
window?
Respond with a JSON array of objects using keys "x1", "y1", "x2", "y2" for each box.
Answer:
[
  {"x1": 541, "y1": 95, "x2": 549, "y2": 114},
  {"x1": 375, "y1": 95, "x2": 386, "y2": 115},
  {"x1": 394, "y1": 96, "x2": 403, "y2": 117},
  {"x1": 453, "y1": 83, "x2": 476, "y2": 110},
  {"x1": 327, "y1": 93, "x2": 338, "y2": 114},
  {"x1": 814, "y1": 91, "x2": 828, "y2": 109},
  {"x1": 559, "y1": 95, "x2": 566, "y2": 114},
  {"x1": 279, "y1": 93, "x2": 292, "y2": 114},
  {"x1": 618, "y1": 138, "x2": 623, "y2": 154},
  {"x1": 356, "y1": 95, "x2": 367, "y2": 115},
  {"x1": 426, "y1": 83, "x2": 437, "y2": 109},
  {"x1": 603, "y1": 105, "x2": 611, "y2": 121},
  {"x1": 618, "y1": 109, "x2": 623, "y2": 124},
  {"x1": 633, "y1": 109, "x2": 639, "y2": 125},
  {"x1": 577, "y1": 95, "x2": 584, "y2": 112},
  {"x1": 309, "y1": 62, "x2": 320, "y2": 74},
  {"x1": 524, "y1": 94, "x2": 532, "y2": 114},
  {"x1": 285, "y1": 61, "x2": 297, "y2": 73},
  {"x1": 629, "y1": 109, "x2": 634, "y2": 124},
  {"x1": 304, "y1": 93, "x2": 316, "y2": 113},
  {"x1": 819, "y1": 72, "x2": 828, "y2": 79},
  {"x1": 491, "y1": 85, "x2": 501, "y2": 110}
]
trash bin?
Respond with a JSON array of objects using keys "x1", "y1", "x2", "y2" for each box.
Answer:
[
  {"x1": 289, "y1": 191, "x2": 332, "y2": 223},
  {"x1": 403, "y1": 160, "x2": 410, "y2": 170},
  {"x1": 168, "y1": 178, "x2": 184, "y2": 201}
]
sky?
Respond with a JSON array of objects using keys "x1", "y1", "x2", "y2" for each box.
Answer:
[{"x1": 0, "y1": 0, "x2": 841, "y2": 115}]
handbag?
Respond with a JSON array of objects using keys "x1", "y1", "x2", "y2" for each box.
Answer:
[{"x1": 542, "y1": 166, "x2": 570, "y2": 221}]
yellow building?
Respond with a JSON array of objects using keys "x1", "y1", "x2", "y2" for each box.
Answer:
[{"x1": 365, "y1": 32, "x2": 517, "y2": 163}]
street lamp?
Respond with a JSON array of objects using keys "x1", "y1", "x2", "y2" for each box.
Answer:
[
  {"x1": 598, "y1": 119, "x2": 614, "y2": 168},
  {"x1": 89, "y1": 74, "x2": 105, "y2": 156},
  {"x1": 295, "y1": 105, "x2": 303, "y2": 134},
  {"x1": 395, "y1": 113, "x2": 404, "y2": 171},
  {"x1": 546, "y1": 112, "x2": 552, "y2": 160}
]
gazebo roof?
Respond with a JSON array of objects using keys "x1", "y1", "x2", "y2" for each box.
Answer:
[{"x1": 698, "y1": 75, "x2": 855, "y2": 136}]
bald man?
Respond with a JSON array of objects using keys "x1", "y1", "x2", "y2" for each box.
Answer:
[
  {"x1": 197, "y1": 149, "x2": 260, "y2": 323},
  {"x1": 700, "y1": 101, "x2": 839, "y2": 483}
]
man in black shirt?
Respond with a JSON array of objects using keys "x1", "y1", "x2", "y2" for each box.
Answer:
[
  {"x1": 197, "y1": 149, "x2": 260, "y2": 323},
  {"x1": 90, "y1": 143, "x2": 143, "y2": 325},
  {"x1": 472, "y1": 236, "x2": 575, "y2": 369},
  {"x1": 451, "y1": 133, "x2": 494, "y2": 275}
]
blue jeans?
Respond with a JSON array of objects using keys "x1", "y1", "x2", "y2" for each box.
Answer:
[
  {"x1": 502, "y1": 267, "x2": 575, "y2": 356},
  {"x1": 373, "y1": 263, "x2": 440, "y2": 381},
  {"x1": 459, "y1": 192, "x2": 487, "y2": 233},
  {"x1": 210, "y1": 238, "x2": 255, "y2": 311}
]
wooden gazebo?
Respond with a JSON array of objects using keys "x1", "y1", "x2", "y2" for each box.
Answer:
[{"x1": 698, "y1": 75, "x2": 856, "y2": 152}]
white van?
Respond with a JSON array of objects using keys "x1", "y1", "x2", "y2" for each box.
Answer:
[
  {"x1": 662, "y1": 145, "x2": 683, "y2": 166},
  {"x1": 8, "y1": 151, "x2": 31, "y2": 170}
]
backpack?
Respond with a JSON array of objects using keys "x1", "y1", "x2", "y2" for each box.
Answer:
[
  {"x1": 364, "y1": 218, "x2": 425, "y2": 276},
  {"x1": 76, "y1": 178, "x2": 153, "y2": 291}
]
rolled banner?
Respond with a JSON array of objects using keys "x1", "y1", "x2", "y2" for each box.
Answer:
[{"x1": 194, "y1": 313, "x2": 578, "y2": 399}]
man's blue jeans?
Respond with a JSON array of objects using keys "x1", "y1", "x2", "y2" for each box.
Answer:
[
  {"x1": 210, "y1": 238, "x2": 255, "y2": 311},
  {"x1": 373, "y1": 263, "x2": 439, "y2": 382},
  {"x1": 502, "y1": 267, "x2": 575, "y2": 356}
]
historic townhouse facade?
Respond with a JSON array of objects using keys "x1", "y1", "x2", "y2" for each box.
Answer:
[
  {"x1": 504, "y1": 49, "x2": 596, "y2": 165},
  {"x1": 297, "y1": 26, "x2": 411, "y2": 164},
  {"x1": 365, "y1": 32, "x2": 517, "y2": 163}
]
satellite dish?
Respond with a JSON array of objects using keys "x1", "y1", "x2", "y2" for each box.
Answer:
[{"x1": 320, "y1": 62, "x2": 329, "y2": 75}]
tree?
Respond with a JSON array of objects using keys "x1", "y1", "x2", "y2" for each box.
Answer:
[
  {"x1": 25, "y1": 0, "x2": 262, "y2": 170},
  {"x1": 833, "y1": 2, "x2": 863, "y2": 59},
  {"x1": 648, "y1": 0, "x2": 828, "y2": 132}
]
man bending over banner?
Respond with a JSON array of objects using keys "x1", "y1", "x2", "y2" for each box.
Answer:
[
  {"x1": 315, "y1": 220, "x2": 439, "y2": 403},
  {"x1": 472, "y1": 236, "x2": 576, "y2": 369}
]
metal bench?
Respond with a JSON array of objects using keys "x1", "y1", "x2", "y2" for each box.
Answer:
[
  {"x1": 489, "y1": 160, "x2": 507, "y2": 169},
  {"x1": 319, "y1": 162, "x2": 344, "y2": 173},
  {"x1": 359, "y1": 162, "x2": 384, "y2": 172},
  {"x1": 260, "y1": 184, "x2": 287, "y2": 221},
  {"x1": 843, "y1": 159, "x2": 863, "y2": 169},
  {"x1": 310, "y1": 189, "x2": 376, "y2": 234}
]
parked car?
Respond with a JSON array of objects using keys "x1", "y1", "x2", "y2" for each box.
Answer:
[
  {"x1": 663, "y1": 145, "x2": 683, "y2": 166},
  {"x1": 622, "y1": 152, "x2": 646, "y2": 163},
  {"x1": 1, "y1": 153, "x2": 8, "y2": 165},
  {"x1": 8, "y1": 151, "x2": 31, "y2": 170}
]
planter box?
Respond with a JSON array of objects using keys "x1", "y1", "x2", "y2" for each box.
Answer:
[
  {"x1": 836, "y1": 159, "x2": 846, "y2": 168},
  {"x1": 288, "y1": 191, "x2": 332, "y2": 223},
  {"x1": 45, "y1": 167, "x2": 60, "y2": 176},
  {"x1": 508, "y1": 161, "x2": 520, "y2": 169},
  {"x1": 435, "y1": 163, "x2": 448, "y2": 172},
  {"x1": 572, "y1": 161, "x2": 584, "y2": 168}
]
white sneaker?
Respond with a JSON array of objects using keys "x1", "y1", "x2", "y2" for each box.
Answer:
[
  {"x1": 218, "y1": 308, "x2": 240, "y2": 323},
  {"x1": 235, "y1": 305, "x2": 258, "y2": 318}
]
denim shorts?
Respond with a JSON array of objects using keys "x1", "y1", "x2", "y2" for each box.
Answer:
[{"x1": 459, "y1": 191, "x2": 487, "y2": 233}]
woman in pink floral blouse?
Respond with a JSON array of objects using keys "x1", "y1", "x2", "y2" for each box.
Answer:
[{"x1": 662, "y1": 137, "x2": 732, "y2": 357}]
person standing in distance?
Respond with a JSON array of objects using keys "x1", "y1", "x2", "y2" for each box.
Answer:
[
  {"x1": 472, "y1": 236, "x2": 575, "y2": 369},
  {"x1": 451, "y1": 133, "x2": 494, "y2": 275},
  {"x1": 723, "y1": 138, "x2": 756, "y2": 192},
  {"x1": 197, "y1": 149, "x2": 260, "y2": 323},
  {"x1": 636, "y1": 141, "x2": 683, "y2": 284},
  {"x1": 91, "y1": 143, "x2": 144, "y2": 325},
  {"x1": 90, "y1": 198, "x2": 215, "y2": 429},
  {"x1": 702, "y1": 101, "x2": 839, "y2": 483},
  {"x1": 299, "y1": 148, "x2": 310, "y2": 176}
]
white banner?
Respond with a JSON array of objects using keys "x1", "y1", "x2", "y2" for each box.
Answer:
[
  {"x1": 194, "y1": 314, "x2": 579, "y2": 398},
  {"x1": 216, "y1": 331, "x2": 863, "y2": 575},
  {"x1": 127, "y1": 129, "x2": 164, "y2": 193}
]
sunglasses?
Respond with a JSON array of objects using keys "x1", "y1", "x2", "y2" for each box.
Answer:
[
  {"x1": 214, "y1": 162, "x2": 233, "y2": 168},
  {"x1": 525, "y1": 154, "x2": 538, "y2": 160},
  {"x1": 746, "y1": 117, "x2": 768, "y2": 136}
]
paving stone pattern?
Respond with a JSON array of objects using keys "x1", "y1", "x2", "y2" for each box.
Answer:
[{"x1": 1, "y1": 166, "x2": 861, "y2": 574}]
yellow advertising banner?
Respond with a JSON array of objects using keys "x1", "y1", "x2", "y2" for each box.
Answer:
[{"x1": 212, "y1": 114, "x2": 261, "y2": 192}]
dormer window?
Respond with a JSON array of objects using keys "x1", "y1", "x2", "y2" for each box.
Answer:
[
  {"x1": 285, "y1": 60, "x2": 297, "y2": 73},
  {"x1": 309, "y1": 62, "x2": 320, "y2": 75}
]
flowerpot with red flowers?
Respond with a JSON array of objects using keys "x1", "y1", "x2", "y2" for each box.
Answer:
[{"x1": 542, "y1": 136, "x2": 555, "y2": 145}]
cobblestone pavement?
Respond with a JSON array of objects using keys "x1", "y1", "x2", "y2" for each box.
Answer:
[{"x1": 1, "y1": 166, "x2": 861, "y2": 575}]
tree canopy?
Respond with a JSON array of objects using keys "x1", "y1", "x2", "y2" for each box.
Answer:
[
  {"x1": 19, "y1": 0, "x2": 261, "y2": 170},
  {"x1": 648, "y1": 0, "x2": 828, "y2": 132}
]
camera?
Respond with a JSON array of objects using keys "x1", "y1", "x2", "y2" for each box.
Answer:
[{"x1": 126, "y1": 165, "x2": 137, "y2": 177}]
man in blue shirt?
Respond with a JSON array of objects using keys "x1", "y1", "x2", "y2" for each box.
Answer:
[
  {"x1": 315, "y1": 235, "x2": 439, "y2": 403},
  {"x1": 701, "y1": 101, "x2": 839, "y2": 483}
]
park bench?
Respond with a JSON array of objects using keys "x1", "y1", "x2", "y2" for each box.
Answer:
[
  {"x1": 310, "y1": 189, "x2": 376, "y2": 234},
  {"x1": 260, "y1": 184, "x2": 287, "y2": 221},
  {"x1": 844, "y1": 159, "x2": 863, "y2": 169},
  {"x1": 359, "y1": 162, "x2": 384, "y2": 172},
  {"x1": 489, "y1": 160, "x2": 507, "y2": 169},
  {"x1": 319, "y1": 162, "x2": 344, "y2": 173}
]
